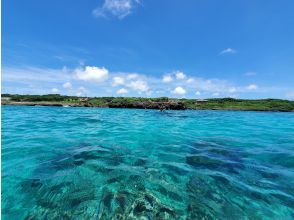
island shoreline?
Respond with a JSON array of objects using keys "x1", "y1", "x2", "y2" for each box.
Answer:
[
  {"x1": 2, "y1": 102, "x2": 293, "y2": 112},
  {"x1": 2, "y1": 94, "x2": 294, "y2": 112}
]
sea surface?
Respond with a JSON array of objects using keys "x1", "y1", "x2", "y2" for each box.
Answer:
[{"x1": 2, "y1": 106, "x2": 294, "y2": 219}]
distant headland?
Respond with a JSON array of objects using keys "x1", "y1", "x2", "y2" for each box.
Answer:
[{"x1": 1, "y1": 94, "x2": 294, "y2": 112}]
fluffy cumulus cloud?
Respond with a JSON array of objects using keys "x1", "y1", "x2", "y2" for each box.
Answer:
[
  {"x1": 175, "y1": 71, "x2": 186, "y2": 79},
  {"x1": 112, "y1": 76, "x2": 125, "y2": 87},
  {"x1": 117, "y1": 88, "x2": 128, "y2": 94},
  {"x1": 127, "y1": 80, "x2": 149, "y2": 92},
  {"x1": 93, "y1": 0, "x2": 141, "y2": 19},
  {"x1": 162, "y1": 71, "x2": 186, "y2": 82},
  {"x1": 162, "y1": 75, "x2": 173, "y2": 83},
  {"x1": 75, "y1": 66, "x2": 109, "y2": 83},
  {"x1": 220, "y1": 48, "x2": 237, "y2": 55},
  {"x1": 108, "y1": 72, "x2": 150, "y2": 94},
  {"x1": 172, "y1": 86, "x2": 186, "y2": 95},
  {"x1": 63, "y1": 82, "x2": 72, "y2": 89},
  {"x1": 246, "y1": 84, "x2": 258, "y2": 90}
]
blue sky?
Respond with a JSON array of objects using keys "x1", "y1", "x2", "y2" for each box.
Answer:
[{"x1": 2, "y1": 0, "x2": 294, "y2": 99}]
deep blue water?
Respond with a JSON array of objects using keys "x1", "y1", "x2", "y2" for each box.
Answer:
[{"x1": 2, "y1": 106, "x2": 294, "y2": 219}]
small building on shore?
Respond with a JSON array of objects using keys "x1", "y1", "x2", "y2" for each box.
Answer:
[{"x1": 79, "y1": 98, "x2": 89, "y2": 105}]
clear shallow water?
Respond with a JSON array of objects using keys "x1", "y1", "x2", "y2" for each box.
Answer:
[{"x1": 2, "y1": 106, "x2": 294, "y2": 219}]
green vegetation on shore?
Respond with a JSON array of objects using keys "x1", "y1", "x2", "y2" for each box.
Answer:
[{"x1": 2, "y1": 94, "x2": 294, "y2": 112}]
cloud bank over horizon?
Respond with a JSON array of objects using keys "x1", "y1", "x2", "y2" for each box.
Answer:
[{"x1": 3, "y1": 64, "x2": 292, "y2": 100}]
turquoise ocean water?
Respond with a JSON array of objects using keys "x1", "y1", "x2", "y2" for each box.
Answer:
[{"x1": 2, "y1": 106, "x2": 294, "y2": 219}]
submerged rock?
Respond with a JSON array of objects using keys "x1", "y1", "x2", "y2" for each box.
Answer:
[
  {"x1": 98, "y1": 188, "x2": 178, "y2": 219},
  {"x1": 186, "y1": 203, "x2": 215, "y2": 220},
  {"x1": 21, "y1": 175, "x2": 97, "y2": 219},
  {"x1": 186, "y1": 154, "x2": 224, "y2": 168}
]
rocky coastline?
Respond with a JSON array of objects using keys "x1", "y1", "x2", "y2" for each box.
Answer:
[
  {"x1": 2, "y1": 101, "x2": 187, "y2": 110},
  {"x1": 2, "y1": 95, "x2": 294, "y2": 112}
]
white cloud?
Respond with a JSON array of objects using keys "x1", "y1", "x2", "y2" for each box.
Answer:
[
  {"x1": 117, "y1": 88, "x2": 128, "y2": 94},
  {"x1": 51, "y1": 88, "x2": 59, "y2": 93},
  {"x1": 172, "y1": 86, "x2": 186, "y2": 95},
  {"x1": 244, "y1": 71, "x2": 257, "y2": 76},
  {"x1": 162, "y1": 75, "x2": 173, "y2": 83},
  {"x1": 92, "y1": 0, "x2": 141, "y2": 19},
  {"x1": 212, "y1": 92, "x2": 220, "y2": 97},
  {"x1": 187, "y1": 78, "x2": 194, "y2": 83},
  {"x1": 246, "y1": 84, "x2": 258, "y2": 90},
  {"x1": 220, "y1": 48, "x2": 237, "y2": 55},
  {"x1": 195, "y1": 91, "x2": 201, "y2": 95},
  {"x1": 175, "y1": 71, "x2": 186, "y2": 79},
  {"x1": 127, "y1": 73, "x2": 139, "y2": 79},
  {"x1": 112, "y1": 76, "x2": 125, "y2": 87},
  {"x1": 63, "y1": 82, "x2": 72, "y2": 89},
  {"x1": 162, "y1": 71, "x2": 185, "y2": 83},
  {"x1": 75, "y1": 66, "x2": 109, "y2": 83},
  {"x1": 127, "y1": 80, "x2": 149, "y2": 92}
]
